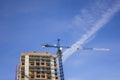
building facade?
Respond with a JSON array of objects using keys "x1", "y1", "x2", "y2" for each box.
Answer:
[{"x1": 18, "y1": 52, "x2": 59, "y2": 80}]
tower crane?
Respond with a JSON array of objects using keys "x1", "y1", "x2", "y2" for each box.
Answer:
[
  {"x1": 41, "y1": 39, "x2": 109, "y2": 80},
  {"x1": 42, "y1": 39, "x2": 69, "y2": 80}
]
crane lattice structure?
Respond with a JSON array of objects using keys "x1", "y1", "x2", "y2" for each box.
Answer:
[
  {"x1": 42, "y1": 39, "x2": 70, "y2": 80},
  {"x1": 41, "y1": 39, "x2": 110, "y2": 80}
]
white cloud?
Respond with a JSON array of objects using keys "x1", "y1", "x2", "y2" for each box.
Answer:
[{"x1": 63, "y1": 0, "x2": 120, "y2": 63}]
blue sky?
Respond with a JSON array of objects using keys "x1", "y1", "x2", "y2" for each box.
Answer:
[{"x1": 0, "y1": 0, "x2": 120, "y2": 80}]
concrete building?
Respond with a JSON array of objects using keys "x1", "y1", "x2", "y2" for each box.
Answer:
[{"x1": 18, "y1": 52, "x2": 59, "y2": 80}]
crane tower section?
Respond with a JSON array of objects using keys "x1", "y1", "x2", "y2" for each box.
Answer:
[{"x1": 42, "y1": 39, "x2": 70, "y2": 80}]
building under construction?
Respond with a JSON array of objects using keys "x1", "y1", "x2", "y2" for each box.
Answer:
[{"x1": 18, "y1": 52, "x2": 59, "y2": 80}]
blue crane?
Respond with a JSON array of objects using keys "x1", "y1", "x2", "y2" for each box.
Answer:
[
  {"x1": 42, "y1": 39, "x2": 70, "y2": 80},
  {"x1": 41, "y1": 39, "x2": 110, "y2": 80}
]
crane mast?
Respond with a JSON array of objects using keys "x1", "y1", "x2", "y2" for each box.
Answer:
[
  {"x1": 57, "y1": 39, "x2": 64, "y2": 80},
  {"x1": 42, "y1": 39, "x2": 69, "y2": 80}
]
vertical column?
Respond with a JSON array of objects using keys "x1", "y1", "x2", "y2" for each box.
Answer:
[
  {"x1": 58, "y1": 50, "x2": 64, "y2": 80},
  {"x1": 50, "y1": 57, "x2": 55, "y2": 80},
  {"x1": 25, "y1": 55, "x2": 29, "y2": 80},
  {"x1": 58, "y1": 57, "x2": 64, "y2": 80},
  {"x1": 19, "y1": 57, "x2": 21, "y2": 80}
]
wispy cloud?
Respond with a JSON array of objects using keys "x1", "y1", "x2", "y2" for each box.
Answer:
[{"x1": 63, "y1": 0, "x2": 120, "y2": 62}]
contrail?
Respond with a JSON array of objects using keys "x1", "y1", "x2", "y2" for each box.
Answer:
[{"x1": 63, "y1": 1, "x2": 120, "y2": 62}]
